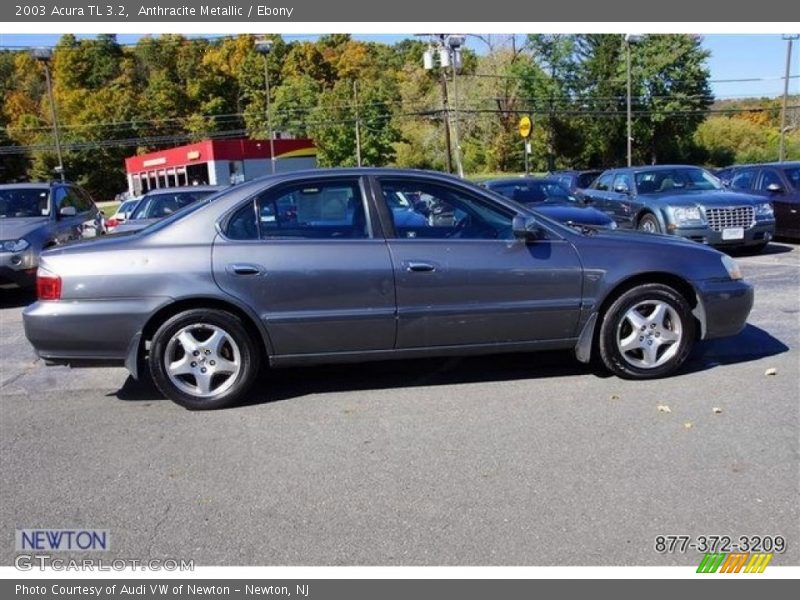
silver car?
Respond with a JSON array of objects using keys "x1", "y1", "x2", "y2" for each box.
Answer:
[
  {"x1": 112, "y1": 186, "x2": 223, "y2": 234},
  {"x1": 24, "y1": 169, "x2": 754, "y2": 410}
]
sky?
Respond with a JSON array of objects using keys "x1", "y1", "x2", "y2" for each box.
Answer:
[{"x1": 0, "y1": 32, "x2": 797, "y2": 100}]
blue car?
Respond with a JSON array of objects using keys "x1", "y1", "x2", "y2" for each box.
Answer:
[{"x1": 481, "y1": 178, "x2": 617, "y2": 230}]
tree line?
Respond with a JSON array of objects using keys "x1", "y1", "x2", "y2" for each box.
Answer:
[{"x1": 0, "y1": 33, "x2": 797, "y2": 200}]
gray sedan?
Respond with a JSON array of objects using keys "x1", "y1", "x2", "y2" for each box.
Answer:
[
  {"x1": 112, "y1": 186, "x2": 223, "y2": 234},
  {"x1": 23, "y1": 169, "x2": 754, "y2": 410}
]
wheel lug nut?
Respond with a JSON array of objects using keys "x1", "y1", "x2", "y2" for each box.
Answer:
[
  {"x1": 190, "y1": 362, "x2": 197, "y2": 367},
  {"x1": 209, "y1": 360, "x2": 216, "y2": 366},
  {"x1": 648, "y1": 340, "x2": 653, "y2": 345},
  {"x1": 639, "y1": 336, "x2": 644, "y2": 341},
  {"x1": 192, "y1": 350, "x2": 199, "y2": 356},
  {"x1": 641, "y1": 326, "x2": 646, "y2": 331},
  {"x1": 650, "y1": 323, "x2": 656, "y2": 328},
  {"x1": 201, "y1": 367, "x2": 207, "y2": 373},
  {"x1": 204, "y1": 349, "x2": 211, "y2": 355}
]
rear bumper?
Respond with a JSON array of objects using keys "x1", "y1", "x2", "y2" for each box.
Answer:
[
  {"x1": 23, "y1": 297, "x2": 169, "y2": 361},
  {"x1": 673, "y1": 220, "x2": 775, "y2": 247},
  {"x1": 694, "y1": 279, "x2": 754, "y2": 340}
]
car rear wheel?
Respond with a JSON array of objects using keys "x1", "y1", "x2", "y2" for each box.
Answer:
[
  {"x1": 598, "y1": 283, "x2": 695, "y2": 379},
  {"x1": 148, "y1": 309, "x2": 259, "y2": 410},
  {"x1": 637, "y1": 213, "x2": 661, "y2": 233}
]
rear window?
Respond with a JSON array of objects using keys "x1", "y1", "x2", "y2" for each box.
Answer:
[{"x1": 131, "y1": 191, "x2": 216, "y2": 220}]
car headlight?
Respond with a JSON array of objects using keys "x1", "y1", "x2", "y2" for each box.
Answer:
[
  {"x1": 755, "y1": 202, "x2": 773, "y2": 217},
  {"x1": 1, "y1": 239, "x2": 30, "y2": 253},
  {"x1": 608, "y1": 220, "x2": 618, "y2": 229},
  {"x1": 670, "y1": 206, "x2": 704, "y2": 225},
  {"x1": 721, "y1": 255, "x2": 742, "y2": 280}
]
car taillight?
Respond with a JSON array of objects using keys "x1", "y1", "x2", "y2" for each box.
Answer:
[
  {"x1": 106, "y1": 217, "x2": 119, "y2": 229},
  {"x1": 37, "y1": 270, "x2": 62, "y2": 301}
]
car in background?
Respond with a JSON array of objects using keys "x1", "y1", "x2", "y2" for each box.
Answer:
[
  {"x1": 549, "y1": 169, "x2": 603, "y2": 196},
  {"x1": 105, "y1": 197, "x2": 141, "y2": 232},
  {"x1": 725, "y1": 162, "x2": 800, "y2": 239},
  {"x1": 481, "y1": 177, "x2": 617, "y2": 230},
  {"x1": 112, "y1": 186, "x2": 223, "y2": 234},
  {"x1": 582, "y1": 165, "x2": 775, "y2": 252},
  {"x1": 0, "y1": 181, "x2": 102, "y2": 289},
  {"x1": 24, "y1": 168, "x2": 753, "y2": 410}
]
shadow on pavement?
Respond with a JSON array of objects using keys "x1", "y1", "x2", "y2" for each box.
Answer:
[
  {"x1": 0, "y1": 288, "x2": 36, "y2": 309},
  {"x1": 687, "y1": 323, "x2": 789, "y2": 373},
  {"x1": 110, "y1": 324, "x2": 789, "y2": 409},
  {"x1": 726, "y1": 241, "x2": 795, "y2": 257}
]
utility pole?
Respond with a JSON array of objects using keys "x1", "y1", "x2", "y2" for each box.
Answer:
[
  {"x1": 624, "y1": 35, "x2": 642, "y2": 168},
  {"x1": 255, "y1": 38, "x2": 276, "y2": 174},
  {"x1": 439, "y1": 69, "x2": 453, "y2": 174},
  {"x1": 353, "y1": 80, "x2": 362, "y2": 167},
  {"x1": 32, "y1": 48, "x2": 65, "y2": 181},
  {"x1": 779, "y1": 34, "x2": 799, "y2": 162}
]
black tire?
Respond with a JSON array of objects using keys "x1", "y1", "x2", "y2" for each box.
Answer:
[
  {"x1": 148, "y1": 309, "x2": 260, "y2": 410},
  {"x1": 636, "y1": 213, "x2": 661, "y2": 233},
  {"x1": 598, "y1": 283, "x2": 696, "y2": 379}
]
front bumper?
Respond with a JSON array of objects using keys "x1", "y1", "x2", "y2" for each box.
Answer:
[
  {"x1": 23, "y1": 296, "x2": 170, "y2": 363},
  {"x1": 0, "y1": 249, "x2": 38, "y2": 288},
  {"x1": 672, "y1": 220, "x2": 775, "y2": 247},
  {"x1": 694, "y1": 279, "x2": 754, "y2": 340}
]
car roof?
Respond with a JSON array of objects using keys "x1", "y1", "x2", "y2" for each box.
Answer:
[
  {"x1": 0, "y1": 182, "x2": 52, "y2": 190},
  {"x1": 142, "y1": 185, "x2": 224, "y2": 196},
  {"x1": 483, "y1": 177, "x2": 563, "y2": 186}
]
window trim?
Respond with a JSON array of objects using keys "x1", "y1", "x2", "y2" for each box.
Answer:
[{"x1": 218, "y1": 175, "x2": 379, "y2": 243}]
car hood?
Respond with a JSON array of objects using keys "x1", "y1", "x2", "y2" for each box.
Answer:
[
  {"x1": 585, "y1": 227, "x2": 707, "y2": 248},
  {"x1": 0, "y1": 217, "x2": 50, "y2": 240},
  {"x1": 530, "y1": 203, "x2": 614, "y2": 226},
  {"x1": 643, "y1": 190, "x2": 765, "y2": 206}
]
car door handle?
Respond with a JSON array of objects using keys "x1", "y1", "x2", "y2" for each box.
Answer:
[
  {"x1": 406, "y1": 261, "x2": 436, "y2": 273},
  {"x1": 228, "y1": 263, "x2": 263, "y2": 276}
]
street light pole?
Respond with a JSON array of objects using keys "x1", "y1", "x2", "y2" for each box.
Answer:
[
  {"x1": 779, "y1": 34, "x2": 799, "y2": 163},
  {"x1": 255, "y1": 38, "x2": 276, "y2": 174},
  {"x1": 32, "y1": 47, "x2": 65, "y2": 181},
  {"x1": 447, "y1": 35, "x2": 465, "y2": 178}
]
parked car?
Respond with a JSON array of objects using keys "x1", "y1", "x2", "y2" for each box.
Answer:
[
  {"x1": 105, "y1": 197, "x2": 142, "y2": 232},
  {"x1": 582, "y1": 165, "x2": 775, "y2": 252},
  {"x1": 0, "y1": 181, "x2": 102, "y2": 289},
  {"x1": 480, "y1": 177, "x2": 617, "y2": 230},
  {"x1": 111, "y1": 186, "x2": 223, "y2": 234},
  {"x1": 548, "y1": 169, "x2": 603, "y2": 196},
  {"x1": 725, "y1": 162, "x2": 800, "y2": 239},
  {"x1": 24, "y1": 168, "x2": 753, "y2": 410}
]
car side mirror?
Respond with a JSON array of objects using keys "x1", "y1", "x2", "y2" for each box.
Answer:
[
  {"x1": 614, "y1": 184, "x2": 630, "y2": 194},
  {"x1": 59, "y1": 206, "x2": 77, "y2": 217},
  {"x1": 767, "y1": 183, "x2": 783, "y2": 194},
  {"x1": 512, "y1": 215, "x2": 539, "y2": 241}
]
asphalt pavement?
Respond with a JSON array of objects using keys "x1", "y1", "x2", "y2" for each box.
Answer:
[{"x1": 1, "y1": 242, "x2": 798, "y2": 566}]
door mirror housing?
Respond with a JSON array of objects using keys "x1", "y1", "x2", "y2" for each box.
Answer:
[
  {"x1": 512, "y1": 215, "x2": 540, "y2": 241},
  {"x1": 614, "y1": 183, "x2": 630, "y2": 194},
  {"x1": 766, "y1": 182, "x2": 783, "y2": 194},
  {"x1": 59, "y1": 206, "x2": 77, "y2": 217}
]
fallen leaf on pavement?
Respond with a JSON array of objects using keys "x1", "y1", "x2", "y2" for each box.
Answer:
[
  {"x1": 657, "y1": 405, "x2": 671, "y2": 413},
  {"x1": 684, "y1": 422, "x2": 693, "y2": 429},
  {"x1": 713, "y1": 407, "x2": 723, "y2": 414},
  {"x1": 765, "y1": 368, "x2": 778, "y2": 376}
]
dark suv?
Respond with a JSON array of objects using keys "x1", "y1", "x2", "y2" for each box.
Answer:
[
  {"x1": 726, "y1": 162, "x2": 800, "y2": 239},
  {"x1": 0, "y1": 181, "x2": 102, "y2": 289}
]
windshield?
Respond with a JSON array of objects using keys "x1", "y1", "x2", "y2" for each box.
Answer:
[
  {"x1": 130, "y1": 190, "x2": 216, "y2": 220},
  {"x1": 783, "y1": 167, "x2": 800, "y2": 190},
  {"x1": 119, "y1": 199, "x2": 139, "y2": 214},
  {"x1": 0, "y1": 187, "x2": 50, "y2": 219},
  {"x1": 490, "y1": 181, "x2": 577, "y2": 204},
  {"x1": 634, "y1": 168, "x2": 721, "y2": 194}
]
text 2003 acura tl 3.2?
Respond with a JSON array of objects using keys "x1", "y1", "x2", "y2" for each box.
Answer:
[{"x1": 23, "y1": 169, "x2": 754, "y2": 410}]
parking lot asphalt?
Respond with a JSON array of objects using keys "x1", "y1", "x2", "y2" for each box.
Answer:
[{"x1": 1, "y1": 242, "x2": 798, "y2": 567}]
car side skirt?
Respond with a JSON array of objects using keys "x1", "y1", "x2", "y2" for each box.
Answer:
[{"x1": 269, "y1": 338, "x2": 578, "y2": 367}]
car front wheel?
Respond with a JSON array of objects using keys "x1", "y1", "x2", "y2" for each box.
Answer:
[
  {"x1": 637, "y1": 213, "x2": 661, "y2": 233},
  {"x1": 148, "y1": 309, "x2": 260, "y2": 410},
  {"x1": 598, "y1": 283, "x2": 696, "y2": 379}
]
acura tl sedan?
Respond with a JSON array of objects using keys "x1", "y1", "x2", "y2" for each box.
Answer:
[
  {"x1": 24, "y1": 169, "x2": 753, "y2": 410},
  {"x1": 582, "y1": 165, "x2": 775, "y2": 252}
]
